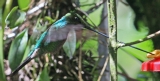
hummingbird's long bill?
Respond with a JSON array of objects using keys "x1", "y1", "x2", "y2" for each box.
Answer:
[
  {"x1": 84, "y1": 26, "x2": 109, "y2": 38},
  {"x1": 10, "y1": 57, "x2": 32, "y2": 76}
]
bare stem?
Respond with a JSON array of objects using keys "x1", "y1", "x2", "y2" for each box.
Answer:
[
  {"x1": 119, "y1": 30, "x2": 160, "y2": 47},
  {"x1": 78, "y1": 41, "x2": 83, "y2": 81},
  {"x1": 97, "y1": 57, "x2": 109, "y2": 81}
]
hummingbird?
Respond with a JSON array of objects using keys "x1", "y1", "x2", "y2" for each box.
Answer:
[
  {"x1": 10, "y1": 12, "x2": 154, "y2": 76},
  {"x1": 10, "y1": 13, "x2": 84, "y2": 75}
]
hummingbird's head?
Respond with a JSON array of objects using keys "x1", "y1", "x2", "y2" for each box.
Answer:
[{"x1": 64, "y1": 13, "x2": 81, "y2": 24}]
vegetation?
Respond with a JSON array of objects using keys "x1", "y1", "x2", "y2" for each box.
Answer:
[{"x1": 0, "y1": 0, "x2": 160, "y2": 81}]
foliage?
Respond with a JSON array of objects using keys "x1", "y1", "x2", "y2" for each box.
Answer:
[
  {"x1": 118, "y1": 0, "x2": 159, "y2": 81},
  {"x1": 0, "y1": 0, "x2": 159, "y2": 81},
  {"x1": 1, "y1": 0, "x2": 103, "y2": 81}
]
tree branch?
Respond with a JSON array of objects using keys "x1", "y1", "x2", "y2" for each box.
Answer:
[
  {"x1": 119, "y1": 30, "x2": 160, "y2": 47},
  {"x1": 86, "y1": 0, "x2": 107, "y2": 14},
  {"x1": 107, "y1": 0, "x2": 117, "y2": 80}
]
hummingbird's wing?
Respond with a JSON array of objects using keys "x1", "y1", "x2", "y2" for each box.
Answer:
[
  {"x1": 42, "y1": 24, "x2": 83, "y2": 54},
  {"x1": 44, "y1": 24, "x2": 83, "y2": 44}
]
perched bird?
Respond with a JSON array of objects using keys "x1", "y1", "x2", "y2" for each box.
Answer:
[{"x1": 11, "y1": 13, "x2": 84, "y2": 75}]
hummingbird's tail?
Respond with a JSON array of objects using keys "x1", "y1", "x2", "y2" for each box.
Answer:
[{"x1": 10, "y1": 57, "x2": 32, "y2": 76}]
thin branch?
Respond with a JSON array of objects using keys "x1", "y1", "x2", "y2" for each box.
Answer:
[
  {"x1": 80, "y1": 0, "x2": 89, "y2": 4},
  {"x1": 78, "y1": 41, "x2": 83, "y2": 81},
  {"x1": 118, "y1": 72, "x2": 138, "y2": 81},
  {"x1": 119, "y1": 30, "x2": 160, "y2": 47},
  {"x1": 120, "y1": 0, "x2": 129, "y2": 6},
  {"x1": 80, "y1": 3, "x2": 98, "y2": 7},
  {"x1": 86, "y1": 0, "x2": 107, "y2": 14},
  {"x1": 27, "y1": 2, "x2": 45, "y2": 15},
  {"x1": 75, "y1": 8, "x2": 98, "y2": 28},
  {"x1": 73, "y1": 0, "x2": 106, "y2": 14},
  {"x1": 97, "y1": 57, "x2": 109, "y2": 81},
  {"x1": 99, "y1": 14, "x2": 108, "y2": 25}
]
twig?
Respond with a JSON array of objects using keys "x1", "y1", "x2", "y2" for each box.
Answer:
[
  {"x1": 80, "y1": 3, "x2": 98, "y2": 7},
  {"x1": 86, "y1": 0, "x2": 107, "y2": 14},
  {"x1": 120, "y1": 0, "x2": 129, "y2": 6},
  {"x1": 73, "y1": 0, "x2": 106, "y2": 14},
  {"x1": 118, "y1": 63, "x2": 138, "y2": 81},
  {"x1": 80, "y1": 0, "x2": 89, "y2": 4},
  {"x1": 99, "y1": 14, "x2": 108, "y2": 25},
  {"x1": 97, "y1": 57, "x2": 109, "y2": 81},
  {"x1": 27, "y1": 2, "x2": 45, "y2": 15},
  {"x1": 118, "y1": 72, "x2": 138, "y2": 81},
  {"x1": 119, "y1": 30, "x2": 160, "y2": 47},
  {"x1": 78, "y1": 41, "x2": 83, "y2": 81},
  {"x1": 75, "y1": 9, "x2": 98, "y2": 28}
]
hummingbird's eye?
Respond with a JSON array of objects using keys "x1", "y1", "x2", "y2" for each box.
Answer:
[
  {"x1": 74, "y1": 16, "x2": 81, "y2": 23},
  {"x1": 74, "y1": 17, "x2": 80, "y2": 21},
  {"x1": 74, "y1": 17, "x2": 78, "y2": 20}
]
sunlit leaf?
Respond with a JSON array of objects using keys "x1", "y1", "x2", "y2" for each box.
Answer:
[
  {"x1": 5, "y1": 6, "x2": 26, "y2": 29},
  {"x1": 82, "y1": 38, "x2": 98, "y2": 56},
  {"x1": 63, "y1": 29, "x2": 76, "y2": 59},
  {"x1": 8, "y1": 29, "x2": 28, "y2": 70},
  {"x1": 18, "y1": 0, "x2": 30, "y2": 11}
]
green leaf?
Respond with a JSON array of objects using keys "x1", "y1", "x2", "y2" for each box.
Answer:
[
  {"x1": 82, "y1": 38, "x2": 98, "y2": 57},
  {"x1": 36, "y1": 63, "x2": 50, "y2": 81},
  {"x1": 5, "y1": 6, "x2": 26, "y2": 29},
  {"x1": 63, "y1": 29, "x2": 76, "y2": 59},
  {"x1": 0, "y1": 0, "x2": 5, "y2": 8},
  {"x1": 8, "y1": 29, "x2": 28, "y2": 70},
  {"x1": 44, "y1": 16, "x2": 55, "y2": 24},
  {"x1": 22, "y1": 44, "x2": 31, "y2": 61},
  {"x1": 137, "y1": 71, "x2": 152, "y2": 81},
  {"x1": 18, "y1": 0, "x2": 30, "y2": 11}
]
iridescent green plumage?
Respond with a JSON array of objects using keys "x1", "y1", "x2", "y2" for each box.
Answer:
[{"x1": 11, "y1": 13, "x2": 83, "y2": 75}]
